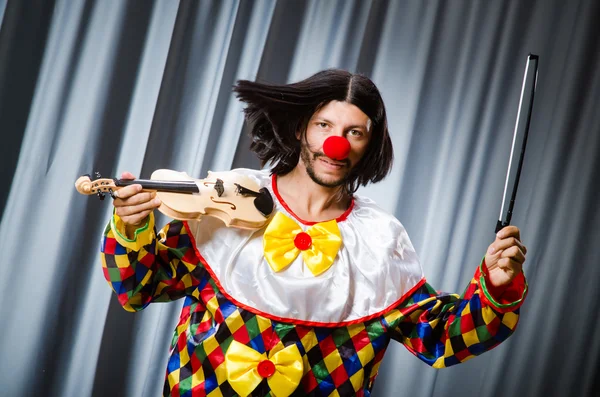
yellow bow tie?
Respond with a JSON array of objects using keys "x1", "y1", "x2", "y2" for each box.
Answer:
[
  {"x1": 225, "y1": 340, "x2": 304, "y2": 397},
  {"x1": 263, "y1": 212, "x2": 342, "y2": 276}
]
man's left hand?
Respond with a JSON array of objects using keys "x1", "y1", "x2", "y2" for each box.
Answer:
[{"x1": 485, "y1": 226, "x2": 527, "y2": 287}]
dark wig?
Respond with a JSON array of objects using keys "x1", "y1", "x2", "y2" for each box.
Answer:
[{"x1": 233, "y1": 69, "x2": 393, "y2": 194}]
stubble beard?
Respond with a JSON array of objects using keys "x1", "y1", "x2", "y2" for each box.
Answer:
[{"x1": 300, "y1": 142, "x2": 350, "y2": 188}]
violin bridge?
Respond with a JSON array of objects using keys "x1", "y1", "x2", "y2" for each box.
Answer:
[{"x1": 214, "y1": 179, "x2": 224, "y2": 197}]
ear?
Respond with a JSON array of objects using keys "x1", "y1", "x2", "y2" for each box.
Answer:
[{"x1": 295, "y1": 129, "x2": 301, "y2": 140}]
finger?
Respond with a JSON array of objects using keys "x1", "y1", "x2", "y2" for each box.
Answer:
[
  {"x1": 113, "y1": 184, "x2": 144, "y2": 201},
  {"x1": 121, "y1": 209, "x2": 152, "y2": 227},
  {"x1": 497, "y1": 225, "x2": 521, "y2": 241},
  {"x1": 492, "y1": 236, "x2": 526, "y2": 254},
  {"x1": 500, "y1": 245, "x2": 526, "y2": 264},
  {"x1": 115, "y1": 190, "x2": 157, "y2": 207},
  {"x1": 497, "y1": 257, "x2": 523, "y2": 274},
  {"x1": 115, "y1": 197, "x2": 161, "y2": 217},
  {"x1": 120, "y1": 171, "x2": 136, "y2": 180}
]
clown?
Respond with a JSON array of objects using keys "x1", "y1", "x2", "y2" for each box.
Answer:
[{"x1": 101, "y1": 69, "x2": 528, "y2": 396}]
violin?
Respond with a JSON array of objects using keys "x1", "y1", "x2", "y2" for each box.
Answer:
[{"x1": 75, "y1": 169, "x2": 274, "y2": 230}]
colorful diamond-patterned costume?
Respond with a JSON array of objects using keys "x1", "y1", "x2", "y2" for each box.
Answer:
[{"x1": 100, "y1": 169, "x2": 527, "y2": 397}]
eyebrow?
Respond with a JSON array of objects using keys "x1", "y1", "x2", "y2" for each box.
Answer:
[{"x1": 315, "y1": 118, "x2": 369, "y2": 131}]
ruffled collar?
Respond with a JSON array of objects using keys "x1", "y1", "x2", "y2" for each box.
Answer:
[{"x1": 185, "y1": 168, "x2": 425, "y2": 327}]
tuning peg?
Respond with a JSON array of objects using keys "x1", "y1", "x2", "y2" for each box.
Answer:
[
  {"x1": 94, "y1": 172, "x2": 102, "y2": 180},
  {"x1": 97, "y1": 191, "x2": 105, "y2": 200}
]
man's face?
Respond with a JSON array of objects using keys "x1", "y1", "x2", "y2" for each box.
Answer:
[{"x1": 297, "y1": 100, "x2": 371, "y2": 188}]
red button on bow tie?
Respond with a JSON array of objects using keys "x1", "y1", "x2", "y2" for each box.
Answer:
[
  {"x1": 294, "y1": 232, "x2": 312, "y2": 250},
  {"x1": 257, "y1": 359, "x2": 276, "y2": 378}
]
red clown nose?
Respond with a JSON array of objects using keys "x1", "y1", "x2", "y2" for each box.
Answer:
[{"x1": 322, "y1": 136, "x2": 351, "y2": 161}]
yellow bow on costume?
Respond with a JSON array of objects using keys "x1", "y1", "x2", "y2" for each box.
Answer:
[
  {"x1": 225, "y1": 340, "x2": 304, "y2": 397},
  {"x1": 263, "y1": 212, "x2": 342, "y2": 276}
]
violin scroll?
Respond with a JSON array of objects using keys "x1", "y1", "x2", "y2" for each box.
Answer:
[{"x1": 75, "y1": 173, "x2": 118, "y2": 200}]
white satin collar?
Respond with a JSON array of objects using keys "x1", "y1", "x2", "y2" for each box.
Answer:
[{"x1": 187, "y1": 168, "x2": 424, "y2": 326}]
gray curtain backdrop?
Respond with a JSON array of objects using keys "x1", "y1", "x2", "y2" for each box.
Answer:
[{"x1": 0, "y1": 0, "x2": 598, "y2": 396}]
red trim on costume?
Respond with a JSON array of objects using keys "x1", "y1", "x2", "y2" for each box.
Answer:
[
  {"x1": 183, "y1": 221, "x2": 425, "y2": 328},
  {"x1": 271, "y1": 174, "x2": 354, "y2": 225}
]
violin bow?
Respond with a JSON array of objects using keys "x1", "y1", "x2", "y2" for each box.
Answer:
[{"x1": 496, "y1": 54, "x2": 539, "y2": 233}]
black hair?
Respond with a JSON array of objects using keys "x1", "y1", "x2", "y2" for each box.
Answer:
[{"x1": 233, "y1": 69, "x2": 393, "y2": 194}]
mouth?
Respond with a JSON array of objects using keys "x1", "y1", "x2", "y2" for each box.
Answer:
[{"x1": 318, "y1": 157, "x2": 347, "y2": 170}]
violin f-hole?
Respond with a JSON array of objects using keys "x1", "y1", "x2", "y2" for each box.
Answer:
[{"x1": 210, "y1": 197, "x2": 236, "y2": 210}]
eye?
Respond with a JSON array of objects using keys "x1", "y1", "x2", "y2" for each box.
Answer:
[
  {"x1": 348, "y1": 129, "x2": 363, "y2": 137},
  {"x1": 317, "y1": 122, "x2": 328, "y2": 128}
]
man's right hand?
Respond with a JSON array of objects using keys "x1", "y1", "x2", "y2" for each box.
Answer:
[{"x1": 113, "y1": 172, "x2": 162, "y2": 237}]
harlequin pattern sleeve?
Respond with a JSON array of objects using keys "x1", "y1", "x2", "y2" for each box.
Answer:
[
  {"x1": 100, "y1": 212, "x2": 208, "y2": 312},
  {"x1": 384, "y1": 259, "x2": 528, "y2": 368}
]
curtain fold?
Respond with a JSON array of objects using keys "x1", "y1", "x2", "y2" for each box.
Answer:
[{"x1": 0, "y1": 0, "x2": 598, "y2": 396}]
